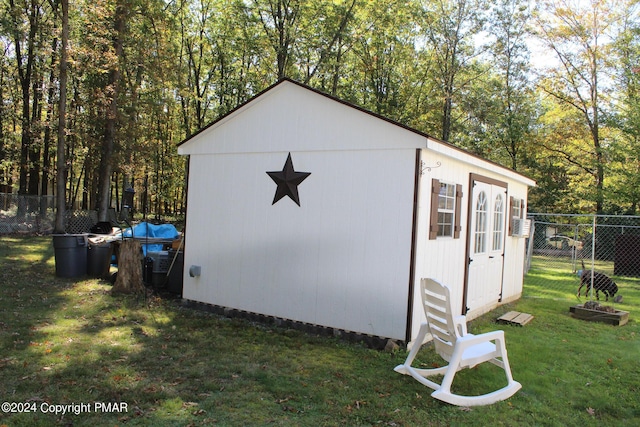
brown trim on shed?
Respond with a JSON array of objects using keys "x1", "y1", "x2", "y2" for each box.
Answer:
[
  {"x1": 462, "y1": 173, "x2": 509, "y2": 315},
  {"x1": 469, "y1": 173, "x2": 508, "y2": 188},
  {"x1": 454, "y1": 184, "x2": 463, "y2": 238},
  {"x1": 462, "y1": 175, "x2": 473, "y2": 314},
  {"x1": 429, "y1": 180, "x2": 463, "y2": 240},
  {"x1": 405, "y1": 149, "x2": 422, "y2": 344}
]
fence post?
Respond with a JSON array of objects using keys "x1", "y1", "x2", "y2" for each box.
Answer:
[
  {"x1": 590, "y1": 215, "x2": 597, "y2": 300},
  {"x1": 572, "y1": 224, "x2": 579, "y2": 272},
  {"x1": 524, "y1": 218, "x2": 535, "y2": 274}
]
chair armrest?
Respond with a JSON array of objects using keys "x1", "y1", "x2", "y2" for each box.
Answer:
[
  {"x1": 457, "y1": 329, "x2": 505, "y2": 347},
  {"x1": 453, "y1": 315, "x2": 468, "y2": 336}
]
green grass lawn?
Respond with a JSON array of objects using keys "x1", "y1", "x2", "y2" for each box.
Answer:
[{"x1": 1, "y1": 236, "x2": 639, "y2": 426}]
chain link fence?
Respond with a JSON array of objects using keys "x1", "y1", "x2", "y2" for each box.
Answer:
[
  {"x1": 0, "y1": 193, "x2": 98, "y2": 234},
  {"x1": 525, "y1": 213, "x2": 640, "y2": 304},
  {"x1": 0, "y1": 193, "x2": 184, "y2": 235}
]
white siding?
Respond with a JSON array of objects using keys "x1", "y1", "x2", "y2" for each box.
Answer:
[
  {"x1": 409, "y1": 149, "x2": 531, "y2": 343},
  {"x1": 410, "y1": 152, "x2": 469, "y2": 342},
  {"x1": 179, "y1": 80, "x2": 534, "y2": 344},
  {"x1": 501, "y1": 181, "x2": 530, "y2": 304},
  {"x1": 178, "y1": 82, "x2": 426, "y2": 156},
  {"x1": 183, "y1": 149, "x2": 417, "y2": 340}
]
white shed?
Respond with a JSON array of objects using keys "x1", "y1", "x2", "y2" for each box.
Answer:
[{"x1": 177, "y1": 79, "x2": 535, "y2": 344}]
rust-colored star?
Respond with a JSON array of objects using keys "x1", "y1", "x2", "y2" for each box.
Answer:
[{"x1": 266, "y1": 153, "x2": 311, "y2": 206}]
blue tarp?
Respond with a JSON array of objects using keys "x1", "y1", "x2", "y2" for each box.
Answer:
[{"x1": 123, "y1": 222, "x2": 179, "y2": 255}]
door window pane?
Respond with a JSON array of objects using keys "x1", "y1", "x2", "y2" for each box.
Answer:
[
  {"x1": 474, "y1": 191, "x2": 487, "y2": 254},
  {"x1": 492, "y1": 194, "x2": 504, "y2": 251}
]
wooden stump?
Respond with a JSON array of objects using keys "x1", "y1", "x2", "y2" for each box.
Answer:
[{"x1": 112, "y1": 239, "x2": 145, "y2": 295}]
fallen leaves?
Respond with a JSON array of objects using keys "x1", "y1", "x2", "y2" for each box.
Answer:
[
  {"x1": 282, "y1": 405, "x2": 300, "y2": 413},
  {"x1": 345, "y1": 400, "x2": 367, "y2": 412},
  {"x1": 0, "y1": 357, "x2": 15, "y2": 367}
]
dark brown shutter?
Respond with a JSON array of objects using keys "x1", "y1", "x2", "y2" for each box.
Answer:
[
  {"x1": 454, "y1": 184, "x2": 463, "y2": 239},
  {"x1": 429, "y1": 178, "x2": 440, "y2": 240}
]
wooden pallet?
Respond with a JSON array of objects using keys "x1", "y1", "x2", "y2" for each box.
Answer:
[{"x1": 497, "y1": 311, "x2": 534, "y2": 326}]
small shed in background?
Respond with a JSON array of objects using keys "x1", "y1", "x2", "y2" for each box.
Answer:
[
  {"x1": 615, "y1": 235, "x2": 640, "y2": 277},
  {"x1": 177, "y1": 79, "x2": 535, "y2": 344}
]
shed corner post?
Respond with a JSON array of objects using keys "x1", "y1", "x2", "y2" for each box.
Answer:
[{"x1": 405, "y1": 148, "x2": 422, "y2": 344}]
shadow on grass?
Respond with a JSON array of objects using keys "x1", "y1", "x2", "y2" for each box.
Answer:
[
  {"x1": 1, "y1": 236, "x2": 446, "y2": 426},
  {"x1": 2, "y1": 236, "x2": 640, "y2": 426}
]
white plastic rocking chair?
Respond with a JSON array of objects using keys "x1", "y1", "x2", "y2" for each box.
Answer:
[{"x1": 394, "y1": 278, "x2": 521, "y2": 406}]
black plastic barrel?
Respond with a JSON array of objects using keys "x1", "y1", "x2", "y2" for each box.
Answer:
[
  {"x1": 87, "y1": 242, "x2": 112, "y2": 278},
  {"x1": 166, "y1": 250, "x2": 184, "y2": 295},
  {"x1": 52, "y1": 234, "x2": 88, "y2": 278}
]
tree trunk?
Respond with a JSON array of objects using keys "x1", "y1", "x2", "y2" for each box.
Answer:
[
  {"x1": 11, "y1": 0, "x2": 39, "y2": 217},
  {"x1": 41, "y1": 28, "x2": 59, "y2": 216},
  {"x1": 0, "y1": 45, "x2": 5, "y2": 190},
  {"x1": 54, "y1": 0, "x2": 68, "y2": 234},
  {"x1": 112, "y1": 239, "x2": 145, "y2": 295},
  {"x1": 442, "y1": 72, "x2": 454, "y2": 142},
  {"x1": 97, "y1": 0, "x2": 127, "y2": 222},
  {"x1": 28, "y1": 73, "x2": 42, "y2": 199}
]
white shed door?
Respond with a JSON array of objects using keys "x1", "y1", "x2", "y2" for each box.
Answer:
[{"x1": 466, "y1": 180, "x2": 507, "y2": 314}]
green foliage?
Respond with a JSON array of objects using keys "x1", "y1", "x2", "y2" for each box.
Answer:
[
  {"x1": 1, "y1": 0, "x2": 640, "y2": 215},
  {"x1": 606, "y1": 10, "x2": 640, "y2": 214}
]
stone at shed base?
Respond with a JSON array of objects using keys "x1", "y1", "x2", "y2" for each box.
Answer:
[{"x1": 384, "y1": 339, "x2": 400, "y2": 353}]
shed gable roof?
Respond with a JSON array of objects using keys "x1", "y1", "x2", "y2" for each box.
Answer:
[
  {"x1": 177, "y1": 79, "x2": 425, "y2": 155},
  {"x1": 177, "y1": 78, "x2": 535, "y2": 186}
]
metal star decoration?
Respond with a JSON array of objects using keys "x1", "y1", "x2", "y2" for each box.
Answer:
[{"x1": 266, "y1": 153, "x2": 311, "y2": 206}]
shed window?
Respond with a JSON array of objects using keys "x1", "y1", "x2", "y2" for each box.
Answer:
[
  {"x1": 429, "y1": 179, "x2": 463, "y2": 239},
  {"x1": 512, "y1": 198, "x2": 522, "y2": 219},
  {"x1": 508, "y1": 196, "x2": 525, "y2": 236}
]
